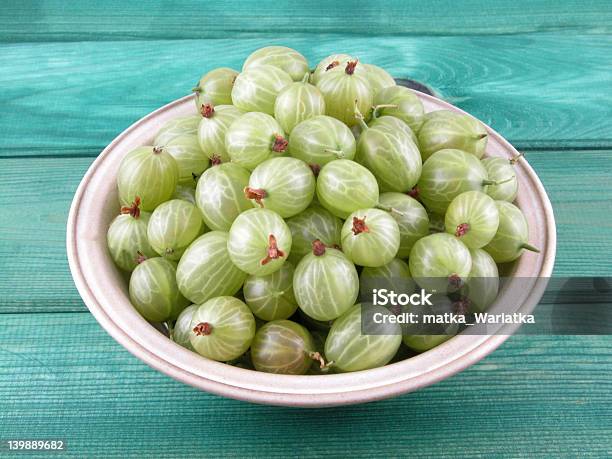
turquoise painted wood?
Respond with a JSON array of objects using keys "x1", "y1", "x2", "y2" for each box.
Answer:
[{"x1": 1, "y1": 1, "x2": 612, "y2": 457}]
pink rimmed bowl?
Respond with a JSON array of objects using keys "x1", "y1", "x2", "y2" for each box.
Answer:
[{"x1": 67, "y1": 90, "x2": 556, "y2": 407}]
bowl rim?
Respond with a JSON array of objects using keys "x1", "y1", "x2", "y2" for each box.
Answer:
[{"x1": 67, "y1": 90, "x2": 556, "y2": 407}]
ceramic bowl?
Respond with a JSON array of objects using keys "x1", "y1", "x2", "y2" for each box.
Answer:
[{"x1": 67, "y1": 91, "x2": 556, "y2": 407}]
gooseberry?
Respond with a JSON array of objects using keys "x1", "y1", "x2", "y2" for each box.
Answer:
[
  {"x1": 462, "y1": 248, "x2": 499, "y2": 312},
  {"x1": 445, "y1": 190, "x2": 500, "y2": 249},
  {"x1": 231, "y1": 65, "x2": 292, "y2": 114},
  {"x1": 243, "y1": 262, "x2": 299, "y2": 321},
  {"x1": 117, "y1": 146, "x2": 179, "y2": 211},
  {"x1": 189, "y1": 296, "x2": 256, "y2": 362},
  {"x1": 316, "y1": 159, "x2": 379, "y2": 219},
  {"x1": 195, "y1": 162, "x2": 252, "y2": 231},
  {"x1": 227, "y1": 208, "x2": 292, "y2": 276},
  {"x1": 129, "y1": 256, "x2": 189, "y2": 322},
  {"x1": 483, "y1": 201, "x2": 539, "y2": 263},
  {"x1": 363, "y1": 63, "x2": 396, "y2": 95},
  {"x1": 418, "y1": 110, "x2": 488, "y2": 161},
  {"x1": 378, "y1": 192, "x2": 429, "y2": 257},
  {"x1": 402, "y1": 295, "x2": 460, "y2": 352},
  {"x1": 324, "y1": 304, "x2": 402, "y2": 372},
  {"x1": 274, "y1": 77, "x2": 325, "y2": 133},
  {"x1": 192, "y1": 67, "x2": 238, "y2": 108},
  {"x1": 316, "y1": 60, "x2": 372, "y2": 127},
  {"x1": 372, "y1": 85, "x2": 424, "y2": 132},
  {"x1": 225, "y1": 112, "x2": 288, "y2": 171},
  {"x1": 251, "y1": 320, "x2": 321, "y2": 374},
  {"x1": 409, "y1": 233, "x2": 472, "y2": 292},
  {"x1": 171, "y1": 304, "x2": 198, "y2": 351},
  {"x1": 176, "y1": 231, "x2": 247, "y2": 304},
  {"x1": 482, "y1": 155, "x2": 520, "y2": 202},
  {"x1": 285, "y1": 205, "x2": 342, "y2": 264},
  {"x1": 197, "y1": 103, "x2": 243, "y2": 163},
  {"x1": 341, "y1": 208, "x2": 400, "y2": 267},
  {"x1": 359, "y1": 258, "x2": 415, "y2": 302},
  {"x1": 154, "y1": 115, "x2": 201, "y2": 147},
  {"x1": 242, "y1": 46, "x2": 309, "y2": 82},
  {"x1": 311, "y1": 53, "x2": 354, "y2": 85},
  {"x1": 106, "y1": 197, "x2": 157, "y2": 272},
  {"x1": 172, "y1": 184, "x2": 197, "y2": 204},
  {"x1": 288, "y1": 115, "x2": 356, "y2": 168},
  {"x1": 147, "y1": 199, "x2": 204, "y2": 261}
]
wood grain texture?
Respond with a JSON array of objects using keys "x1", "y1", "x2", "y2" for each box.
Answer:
[
  {"x1": 0, "y1": 151, "x2": 610, "y2": 313},
  {"x1": 1, "y1": 34, "x2": 611, "y2": 156},
  {"x1": 0, "y1": 312, "x2": 610, "y2": 457},
  {"x1": 1, "y1": 1, "x2": 612, "y2": 42}
]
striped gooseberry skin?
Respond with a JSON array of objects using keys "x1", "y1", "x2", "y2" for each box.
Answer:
[
  {"x1": 156, "y1": 133, "x2": 209, "y2": 187},
  {"x1": 197, "y1": 104, "x2": 243, "y2": 162},
  {"x1": 171, "y1": 304, "x2": 198, "y2": 351},
  {"x1": 274, "y1": 80, "x2": 325, "y2": 133},
  {"x1": 195, "y1": 163, "x2": 252, "y2": 231},
  {"x1": 372, "y1": 85, "x2": 425, "y2": 133},
  {"x1": 402, "y1": 294, "x2": 459, "y2": 352},
  {"x1": 378, "y1": 192, "x2": 429, "y2": 258},
  {"x1": 231, "y1": 65, "x2": 293, "y2": 114},
  {"x1": 189, "y1": 296, "x2": 256, "y2": 362},
  {"x1": 316, "y1": 60, "x2": 373, "y2": 127},
  {"x1": 356, "y1": 116, "x2": 422, "y2": 192},
  {"x1": 243, "y1": 262, "x2": 298, "y2": 321},
  {"x1": 193, "y1": 67, "x2": 238, "y2": 108},
  {"x1": 445, "y1": 191, "x2": 500, "y2": 249},
  {"x1": 246, "y1": 157, "x2": 316, "y2": 218},
  {"x1": 417, "y1": 148, "x2": 489, "y2": 215},
  {"x1": 228, "y1": 208, "x2": 292, "y2": 276},
  {"x1": 462, "y1": 248, "x2": 499, "y2": 313},
  {"x1": 250, "y1": 320, "x2": 315, "y2": 375},
  {"x1": 363, "y1": 63, "x2": 396, "y2": 95},
  {"x1": 359, "y1": 258, "x2": 415, "y2": 302},
  {"x1": 311, "y1": 53, "x2": 354, "y2": 85},
  {"x1": 482, "y1": 156, "x2": 519, "y2": 202},
  {"x1": 242, "y1": 46, "x2": 310, "y2": 82},
  {"x1": 324, "y1": 304, "x2": 402, "y2": 372},
  {"x1": 285, "y1": 205, "x2": 342, "y2": 264},
  {"x1": 154, "y1": 115, "x2": 201, "y2": 147},
  {"x1": 147, "y1": 199, "x2": 204, "y2": 261},
  {"x1": 293, "y1": 244, "x2": 359, "y2": 321},
  {"x1": 107, "y1": 210, "x2": 156, "y2": 272},
  {"x1": 225, "y1": 112, "x2": 287, "y2": 171},
  {"x1": 483, "y1": 201, "x2": 538, "y2": 263},
  {"x1": 409, "y1": 233, "x2": 472, "y2": 292},
  {"x1": 176, "y1": 231, "x2": 247, "y2": 304},
  {"x1": 288, "y1": 115, "x2": 356, "y2": 167},
  {"x1": 341, "y1": 208, "x2": 400, "y2": 267},
  {"x1": 417, "y1": 110, "x2": 488, "y2": 161},
  {"x1": 129, "y1": 257, "x2": 189, "y2": 322},
  {"x1": 316, "y1": 159, "x2": 379, "y2": 219},
  {"x1": 117, "y1": 146, "x2": 179, "y2": 211}
]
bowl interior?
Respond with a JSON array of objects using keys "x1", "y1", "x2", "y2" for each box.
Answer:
[{"x1": 67, "y1": 92, "x2": 556, "y2": 406}]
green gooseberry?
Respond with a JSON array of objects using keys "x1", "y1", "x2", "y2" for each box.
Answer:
[
  {"x1": 197, "y1": 103, "x2": 243, "y2": 163},
  {"x1": 243, "y1": 262, "x2": 299, "y2": 321},
  {"x1": 359, "y1": 258, "x2": 416, "y2": 302},
  {"x1": 409, "y1": 233, "x2": 472, "y2": 292},
  {"x1": 192, "y1": 67, "x2": 238, "y2": 108},
  {"x1": 341, "y1": 208, "x2": 400, "y2": 267},
  {"x1": 378, "y1": 192, "x2": 429, "y2": 257},
  {"x1": 251, "y1": 320, "x2": 320, "y2": 375},
  {"x1": 242, "y1": 46, "x2": 309, "y2": 82},
  {"x1": 483, "y1": 201, "x2": 540, "y2": 263},
  {"x1": 293, "y1": 240, "x2": 359, "y2": 321},
  {"x1": 311, "y1": 53, "x2": 354, "y2": 85},
  {"x1": 189, "y1": 296, "x2": 256, "y2": 362},
  {"x1": 482, "y1": 155, "x2": 520, "y2": 202},
  {"x1": 462, "y1": 248, "x2": 499, "y2": 313},
  {"x1": 285, "y1": 204, "x2": 342, "y2": 264},
  {"x1": 171, "y1": 304, "x2": 198, "y2": 351},
  {"x1": 154, "y1": 115, "x2": 201, "y2": 147},
  {"x1": 274, "y1": 77, "x2": 326, "y2": 133},
  {"x1": 363, "y1": 63, "x2": 396, "y2": 95},
  {"x1": 372, "y1": 85, "x2": 424, "y2": 132},
  {"x1": 231, "y1": 65, "x2": 293, "y2": 115},
  {"x1": 172, "y1": 184, "x2": 197, "y2": 204},
  {"x1": 418, "y1": 110, "x2": 488, "y2": 161},
  {"x1": 445, "y1": 190, "x2": 500, "y2": 249},
  {"x1": 129, "y1": 257, "x2": 189, "y2": 322},
  {"x1": 324, "y1": 304, "x2": 402, "y2": 372},
  {"x1": 355, "y1": 115, "x2": 422, "y2": 192}
]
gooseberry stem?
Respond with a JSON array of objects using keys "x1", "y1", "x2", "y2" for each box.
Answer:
[
  {"x1": 244, "y1": 187, "x2": 267, "y2": 206},
  {"x1": 200, "y1": 103, "x2": 215, "y2": 118},
  {"x1": 135, "y1": 251, "x2": 147, "y2": 264},
  {"x1": 509, "y1": 152, "x2": 524, "y2": 165},
  {"x1": 193, "y1": 322, "x2": 213, "y2": 336},
  {"x1": 121, "y1": 196, "x2": 142, "y2": 218},
  {"x1": 345, "y1": 60, "x2": 358, "y2": 75},
  {"x1": 474, "y1": 133, "x2": 488, "y2": 140},
  {"x1": 211, "y1": 154, "x2": 222, "y2": 166},
  {"x1": 371, "y1": 104, "x2": 399, "y2": 119},
  {"x1": 351, "y1": 216, "x2": 369, "y2": 235},
  {"x1": 152, "y1": 146, "x2": 163, "y2": 154},
  {"x1": 260, "y1": 234, "x2": 285, "y2": 265},
  {"x1": 325, "y1": 60, "x2": 340, "y2": 71},
  {"x1": 375, "y1": 203, "x2": 406, "y2": 217},
  {"x1": 483, "y1": 176, "x2": 514, "y2": 186},
  {"x1": 324, "y1": 149, "x2": 345, "y2": 158},
  {"x1": 521, "y1": 243, "x2": 540, "y2": 253},
  {"x1": 308, "y1": 351, "x2": 331, "y2": 370},
  {"x1": 191, "y1": 86, "x2": 201, "y2": 93},
  {"x1": 272, "y1": 134, "x2": 289, "y2": 153},
  {"x1": 455, "y1": 223, "x2": 470, "y2": 238},
  {"x1": 312, "y1": 239, "x2": 327, "y2": 256},
  {"x1": 301, "y1": 73, "x2": 310, "y2": 83},
  {"x1": 354, "y1": 103, "x2": 369, "y2": 131}
]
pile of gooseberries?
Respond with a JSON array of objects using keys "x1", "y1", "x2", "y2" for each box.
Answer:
[{"x1": 107, "y1": 46, "x2": 539, "y2": 375}]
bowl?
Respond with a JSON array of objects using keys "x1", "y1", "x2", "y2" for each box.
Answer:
[{"x1": 67, "y1": 90, "x2": 556, "y2": 407}]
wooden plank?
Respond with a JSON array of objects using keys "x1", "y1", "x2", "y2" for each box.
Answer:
[
  {"x1": 1, "y1": 1, "x2": 611, "y2": 41},
  {"x1": 0, "y1": 312, "x2": 610, "y2": 457},
  {"x1": 0, "y1": 151, "x2": 610, "y2": 313},
  {"x1": 1, "y1": 34, "x2": 612, "y2": 156}
]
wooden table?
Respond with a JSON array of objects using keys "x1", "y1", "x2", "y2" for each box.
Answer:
[{"x1": 1, "y1": 2, "x2": 611, "y2": 457}]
